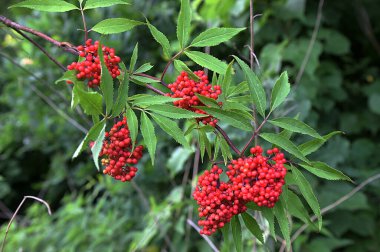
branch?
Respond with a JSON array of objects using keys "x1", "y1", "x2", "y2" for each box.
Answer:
[
  {"x1": 240, "y1": 113, "x2": 270, "y2": 156},
  {"x1": 161, "y1": 50, "x2": 183, "y2": 82},
  {"x1": 1, "y1": 196, "x2": 51, "y2": 252},
  {"x1": 145, "y1": 83, "x2": 166, "y2": 95},
  {"x1": 294, "y1": 0, "x2": 325, "y2": 86},
  {"x1": 79, "y1": 1, "x2": 88, "y2": 43},
  {"x1": 13, "y1": 29, "x2": 66, "y2": 71},
  {"x1": 0, "y1": 15, "x2": 79, "y2": 55},
  {"x1": 215, "y1": 125, "x2": 241, "y2": 156},
  {"x1": 186, "y1": 219, "x2": 220, "y2": 252}
]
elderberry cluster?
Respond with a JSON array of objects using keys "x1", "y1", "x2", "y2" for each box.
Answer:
[
  {"x1": 166, "y1": 71, "x2": 222, "y2": 127},
  {"x1": 100, "y1": 117, "x2": 144, "y2": 182},
  {"x1": 67, "y1": 39, "x2": 121, "y2": 88},
  {"x1": 193, "y1": 146, "x2": 287, "y2": 235}
]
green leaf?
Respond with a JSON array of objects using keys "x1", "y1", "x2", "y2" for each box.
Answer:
[
  {"x1": 173, "y1": 60, "x2": 200, "y2": 81},
  {"x1": 218, "y1": 133, "x2": 233, "y2": 165},
  {"x1": 198, "y1": 128, "x2": 211, "y2": 160},
  {"x1": 233, "y1": 56, "x2": 266, "y2": 117},
  {"x1": 167, "y1": 147, "x2": 194, "y2": 178},
  {"x1": 198, "y1": 107, "x2": 252, "y2": 131},
  {"x1": 299, "y1": 131, "x2": 342, "y2": 156},
  {"x1": 287, "y1": 189, "x2": 314, "y2": 226},
  {"x1": 140, "y1": 112, "x2": 157, "y2": 164},
  {"x1": 291, "y1": 165, "x2": 322, "y2": 230},
  {"x1": 55, "y1": 70, "x2": 77, "y2": 84},
  {"x1": 92, "y1": 18, "x2": 144, "y2": 34},
  {"x1": 132, "y1": 95, "x2": 181, "y2": 107},
  {"x1": 177, "y1": 0, "x2": 191, "y2": 48},
  {"x1": 261, "y1": 208, "x2": 276, "y2": 240},
  {"x1": 74, "y1": 86, "x2": 103, "y2": 116},
  {"x1": 185, "y1": 51, "x2": 228, "y2": 74},
  {"x1": 221, "y1": 222, "x2": 231, "y2": 251},
  {"x1": 221, "y1": 61, "x2": 234, "y2": 99},
  {"x1": 135, "y1": 63, "x2": 153, "y2": 74},
  {"x1": 228, "y1": 81, "x2": 249, "y2": 97},
  {"x1": 84, "y1": 0, "x2": 129, "y2": 10},
  {"x1": 241, "y1": 212, "x2": 264, "y2": 243},
  {"x1": 260, "y1": 133, "x2": 310, "y2": 164},
  {"x1": 112, "y1": 66, "x2": 130, "y2": 117},
  {"x1": 269, "y1": 117, "x2": 323, "y2": 139},
  {"x1": 98, "y1": 41, "x2": 114, "y2": 115},
  {"x1": 91, "y1": 123, "x2": 106, "y2": 171},
  {"x1": 126, "y1": 106, "x2": 138, "y2": 150},
  {"x1": 146, "y1": 104, "x2": 206, "y2": 119},
  {"x1": 73, "y1": 120, "x2": 105, "y2": 159},
  {"x1": 130, "y1": 43, "x2": 138, "y2": 72},
  {"x1": 9, "y1": 0, "x2": 79, "y2": 12},
  {"x1": 231, "y1": 215, "x2": 242, "y2": 252},
  {"x1": 273, "y1": 197, "x2": 291, "y2": 251},
  {"x1": 300, "y1": 162, "x2": 352, "y2": 181},
  {"x1": 270, "y1": 71, "x2": 290, "y2": 112},
  {"x1": 191, "y1": 27, "x2": 245, "y2": 47},
  {"x1": 151, "y1": 114, "x2": 190, "y2": 149},
  {"x1": 195, "y1": 94, "x2": 219, "y2": 108},
  {"x1": 131, "y1": 75, "x2": 160, "y2": 84},
  {"x1": 146, "y1": 20, "x2": 171, "y2": 58}
]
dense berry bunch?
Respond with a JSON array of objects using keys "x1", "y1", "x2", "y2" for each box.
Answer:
[
  {"x1": 99, "y1": 117, "x2": 144, "y2": 182},
  {"x1": 166, "y1": 71, "x2": 221, "y2": 127},
  {"x1": 67, "y1": 39, "x2": 121, "y2": 88},
  {"x1": 193, "y1": 146, "x2": 287, "y2": 235},
  {"x1": 193, "y1": 166, "x2": 247, "y2": 235},
  {"x1": 227, "y1": 146, "x2": 287, "y2": 208}
]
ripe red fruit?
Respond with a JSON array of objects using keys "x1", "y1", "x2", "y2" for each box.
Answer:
[
  {"x1": 193, "y1": 146, "x2": 287, "y2": 235},
  {"x1": 99, "y1": 117, "x2": 144, "y2": 182},
  {"x1": 67, "y1": 39, "x2": 121, "y2": 88},
  {"x1": 166, "y1": 71, "x2": 221, "y2": 127}
]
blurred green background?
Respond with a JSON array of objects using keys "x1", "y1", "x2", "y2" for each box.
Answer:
[{"x1": 1, "y1": 0, "x2": 380, "y2": 251}]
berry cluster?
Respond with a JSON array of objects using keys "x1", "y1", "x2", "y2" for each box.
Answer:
[
  {"x1": 67, "y1": 39, "x2": 121, "y2": 88},
  {"x1": 99, "y1": 117, "x2": 144, "y2": 182},
  {"x1": 193, "y1": 146, "x2": 287, "y2": 235},
  {"x1": 193, "y1": 166, "x2": 247, "y2": 235},
  {"x1": 166, "y1": 71, "x2": 221, "y2": 127}
]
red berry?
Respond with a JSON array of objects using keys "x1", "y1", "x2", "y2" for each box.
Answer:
[
  {"x1": 67, "y1": 39, "x2": 121, "y2": 88},
  {"x1": 166, "y1": 71, "x2": 222, "y2": 127},
  {"x1": 193, "y1": 146, "x2": 287, "y2": 235},
  {"x1": 99, "y1": 117, "x2": 144, "y2": 182}
]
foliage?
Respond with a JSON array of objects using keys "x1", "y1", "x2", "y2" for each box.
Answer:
[{"x1": 0, "y1": 0, "x2": 379, "y2": 251}]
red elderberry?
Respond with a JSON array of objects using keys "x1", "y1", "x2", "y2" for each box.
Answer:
[
  {"x1": 227, "y1": 146, "x2": 287, "y2": 208},
  {"x1": 193, "y1": 165, "x2": 247, "y2": 235},
  {"x1": 166, "y1": 71, "x2": 222, "y2": 127},
  {"x1": 99, "y1": 117, "x2": 144, "y2": 182},
  {"x1": 67, "y1": 39, "x2": 121, "y2": 88},
  {"x1": 193, "y1": 146, "x2": 287, "y2": 235}
]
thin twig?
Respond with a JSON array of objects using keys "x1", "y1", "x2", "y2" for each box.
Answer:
[
  {"x1": 186, "y1": 219, "x2": 220, "y2": 252},
  {"x1": 240, "y1": 113, "x2": 270, "y2": 156},
  {"x1": 0, "y1": 52, "x2": 92, "y2": 127},
  {"x1": 1, "y1": 196, "x2": 51, "y2": 252},
  {"x1": 79, "y1": 2, "x2": 88, "y2": 43},
  {"x1": 215, "y1": 125, "x2": 241, "y2": 156},
  {"x1": 0, "y1": 15, "x2": 78, "y2": 55},
  {"x1": 161, "y1": 50, "x2": 183, "y2": 82},
  {"x1": 249, "y1": 0, "x2": 255, "y2": 70},
  {"x1": 249, "y1": 0, "x2": 260, "y2": 146},
  {"x1": 13, "y1": 29, "x2": 66, "y2": 71},
  {"x1": 294, "y1": 0, "x2": 325, "y2": 86},
  {"x1": 145, "y1": 83, "x2": 166, "y2": 95},
  {"x1": 279, "y1": 173, "x2": 380, "y2": 251}
]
